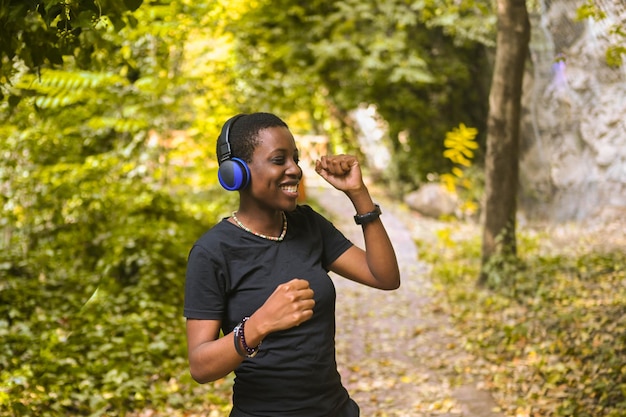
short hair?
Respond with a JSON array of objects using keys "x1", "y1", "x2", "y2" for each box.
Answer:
[{"x1": 219, "y1": 112, "x2": 288, "y2": 163}]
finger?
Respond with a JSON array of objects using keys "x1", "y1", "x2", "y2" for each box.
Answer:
[
  {"x1": 296, "y1": 287, "x2": 314, "y2": 300},
  {"x1": 334, "y1": 156, "x2": 355, "y2": 174},
  {"x1": 297, "y1": 297, "x2": 316, "y2": 309},
  {"x1": 299, "y1": 299, "x2": 316, "y2": 315},
  {"x1": 326, "y1": 158, "x2": 342, "y2": 175},
  {"x1": 289, "y1": 278, "x2": 311, "y2": 289},
  {"x1": 294, "y1": 309, "x2": 314, "y2": 326},
  {"x1": 314, "y1": 159, "x2": 324, "y2": 173}
]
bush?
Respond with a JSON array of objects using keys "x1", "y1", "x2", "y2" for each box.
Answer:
[
  {"x1": 0, "y1": 163, "x2": 235, "y2": 416},
  {"x1": 421, "y1": 227, "x2": 626, "y2": 417}
]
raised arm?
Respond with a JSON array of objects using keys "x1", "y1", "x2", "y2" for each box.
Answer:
[{"x1": 315, "y1": 155, "x2": 400, "y2": 290}]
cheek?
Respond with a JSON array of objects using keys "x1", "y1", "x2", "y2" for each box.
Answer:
[{"x1": 248, "y1": 170, "x2": 275, "y2": 190}]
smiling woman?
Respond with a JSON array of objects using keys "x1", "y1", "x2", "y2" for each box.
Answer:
[{"x1": 183, "y1": 112, "x2": 400, "y2": 417}]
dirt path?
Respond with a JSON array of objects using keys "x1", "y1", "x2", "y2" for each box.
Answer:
[{"x1": 304, "y1": 175, "x2": 504, "y2": 417}]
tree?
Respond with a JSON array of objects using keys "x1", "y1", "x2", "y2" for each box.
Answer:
[
  {"x1": 479, "y1": 0, "x2": 530, "y2": 285},
  {"x1": 227, "y1": 0, "x2": 495, "y2": 188},
  {"x1": 0, "y1": 1, "x2": 241, "y2": 414},
  {"x1": 0, "y1": 0, "x2": 143, "y2": 97}
]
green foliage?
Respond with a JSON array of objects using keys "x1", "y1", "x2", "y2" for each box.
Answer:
[
  {"x1": 0, "y1": 0, "x2": 142, "y2": 96},
  {"x1": 0, "y1": 1, "x2": 241, "y2": 415},
  {"x1": 0, "y1": 91, "x2": 231, "y2": 413},
  {"x1": 0, "y1": 114, "x2": 237, "y2": 415},
  {"x1": 576, "y1": 0, "x2": 626, "y2": 67},
  {"x1": 227, "y1": 0, "x2": 494, "y2": 186},
  {"x1": 15, "y1": 69, "x2": 127, "y2": 110},
  {"x1": 0, "y1": 144, "x2": 222, "y2": 415},
  {"x1": 421, "y1": 229, "x2": 626, "y2": 417},
  {"x1": 576, "y1": 0, "x2": 607, "y2": 21}
]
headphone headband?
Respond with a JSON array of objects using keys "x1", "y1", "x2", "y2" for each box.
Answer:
[
  {"x1": 217, "y1": 114, "x2": 246, "y2": 164},
  {"x1": 217, "y1": 114, "x2": 250, "y2": 191}
]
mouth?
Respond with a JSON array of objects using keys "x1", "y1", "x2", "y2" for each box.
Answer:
[{"x1": 280, "y1": 183, "x2": 299, "y2": 194}]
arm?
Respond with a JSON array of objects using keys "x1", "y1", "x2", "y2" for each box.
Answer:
[
  {"x1": 315, "y1": 155, "x2": 400, "y2": 290},
  {"x1": 186, "y1": 319, "x2": 243, "y2": 383},
  {"x1": 186, "y1": 279, "x2": 315, "y2": 383}
]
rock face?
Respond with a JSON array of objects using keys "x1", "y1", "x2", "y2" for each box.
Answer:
[
  {"x1": 404, "y1": 183, "x2": 458, "y2": 218},
  {"x1": 519, "y1": 0, "x2": 626, "y2": 223}
]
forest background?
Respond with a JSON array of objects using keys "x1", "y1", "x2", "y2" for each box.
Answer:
[{"x1": 0, "y1": 1, "x2": 624, "y2": 417}]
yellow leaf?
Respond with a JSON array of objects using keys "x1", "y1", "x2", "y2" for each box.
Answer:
[
  {"x1": 464, "y1": 140, "x2": 479, "y2": 149},
  {"x1": 457, "y1": 123, "x2": 478, "y2": 139},
  {"x1": 443, "y1": 148, "x2": 456, "y2": 157},
  {"x1": 443, "y1": 139, "x2": 458, "y2": 149},
  {"x1": 456, "y1": 155, "x2": 471, "y2": 167},
  {"x1": 461, "y1": 201, "x2": 478, "y2": 214},
  {"x1": 460, "y1": 148, "x2": 475, "y2": 158},
  {"x1": 441, "y1": 174, "x2": 456, "y2": 192}
]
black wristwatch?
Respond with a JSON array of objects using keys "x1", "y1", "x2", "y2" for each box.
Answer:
[{"x1": 354, "y1": 204, "x2": 382, "y2": 225}]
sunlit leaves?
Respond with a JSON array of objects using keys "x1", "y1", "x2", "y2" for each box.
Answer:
[
  {"x1": 0, "y1": 141, "x2": 218, "y2": 414},
  {"x1": 576, "y1": 0, "x2": 607, "y2": 20},
  {"x1": 229, "y1": 0, "x2": 494, "y2": 183},
  {"x1": 605, "y1": 43, "x2": 626, "y2": 68},
  {"x1": 15, "y1": 69, "x2": 127, "y2": 109},
  {"x1": 443, "y1": 123, "x2": 479, "y2": 167},
  {"x1": 441, "y1": 123, "x2": 481, "y2": 217},
  {"x1": 0, "y1": 0, "x2": 142, "y2": 87},
  {"x1": 0, "y1": 1, "x2": 234, "y2": 415},
  {"x1": 575, "y1": 0, "x2": 625, "y2": 67}
]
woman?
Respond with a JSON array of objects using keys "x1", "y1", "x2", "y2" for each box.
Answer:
[{"x1": 184, "y1": 112, "x2": 400, "y2": 417}]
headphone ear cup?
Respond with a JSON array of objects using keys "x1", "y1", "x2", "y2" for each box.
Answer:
[{"x1": 218, "y1": 157, "x2": 250, "y2": 191}]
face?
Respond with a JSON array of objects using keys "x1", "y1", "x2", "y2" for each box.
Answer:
[{"x1": 245, "y1": 126, "x2": 302, "y2": 212}]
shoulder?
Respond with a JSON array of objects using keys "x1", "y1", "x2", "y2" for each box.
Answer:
[
  {"x1": 287, "y1": 204, "x2": 328, "y2": 223},
  {"x1": 287, "y1": 204, "x2": 347, "y2": 242},
  {"x1": 190, "y1": 218, "x2": 238, "y2": 253}
]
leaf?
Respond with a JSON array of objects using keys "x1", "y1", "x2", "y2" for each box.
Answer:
[{"x1": 124, "y1": 0, "x2": 144, "y2": 12}]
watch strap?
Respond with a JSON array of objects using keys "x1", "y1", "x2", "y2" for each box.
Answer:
[{"x1": 354, "y1": 204, "x2": 382, "y2": 225}]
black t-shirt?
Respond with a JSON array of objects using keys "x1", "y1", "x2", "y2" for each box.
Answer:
[{"x1": 184, "y1": 205, "x2": 354, "y2": 417}]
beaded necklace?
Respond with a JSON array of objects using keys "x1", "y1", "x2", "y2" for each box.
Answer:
[{"x1": 231, "y1": 211, "x2": 287, "y2": 242}]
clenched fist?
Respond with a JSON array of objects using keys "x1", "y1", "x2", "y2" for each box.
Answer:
[
  {"x1": 255, "y1": 278, "x2": 315, "y2": 334},
  {"x1": 315, "y1": 155, "x2": 365, "y2": 194}
]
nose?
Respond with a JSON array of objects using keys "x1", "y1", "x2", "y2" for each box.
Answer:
[{"x1": 287, "y1": 159, "x2": 303, "y2": 179}]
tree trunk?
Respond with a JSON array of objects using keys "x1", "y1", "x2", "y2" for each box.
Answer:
[{"x1": 479, "y1": 0, "x2": 530, "y2": 285}]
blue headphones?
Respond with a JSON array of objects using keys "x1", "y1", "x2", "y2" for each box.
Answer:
[{"x1": 217, "y1": 114, "x2": 251, "y2": 191}]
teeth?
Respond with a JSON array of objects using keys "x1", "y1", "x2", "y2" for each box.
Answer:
[{"x1": 281, "y1": 184, "x2": 298, "y2": 193}]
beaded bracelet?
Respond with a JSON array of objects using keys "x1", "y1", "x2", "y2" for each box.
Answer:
[
  {"x1": 233, "y1": 317, "x2": 261, "y2": 358},
  {"x1": 240, "y1": 317, "x2": 261, "y2": 357},
  {"x1": 232, "y1": 322, "x2": 246, "y2": 357}
]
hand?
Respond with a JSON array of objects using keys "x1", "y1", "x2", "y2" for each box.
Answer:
[
  {"x1": 254, "y1": 279, "x2": 315, "y2": 334},
  {"x1": 314, "y1": 155, "x2": 365, "y2": 193}
]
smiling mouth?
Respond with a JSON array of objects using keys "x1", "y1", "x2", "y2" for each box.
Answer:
[{"x1": 280, "y1": 184, "x2": 298, "y2": 193}]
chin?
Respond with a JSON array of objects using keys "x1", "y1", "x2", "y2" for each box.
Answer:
[{"x1": 284, "y1": 201, "x2": 299, "y2": 212}]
